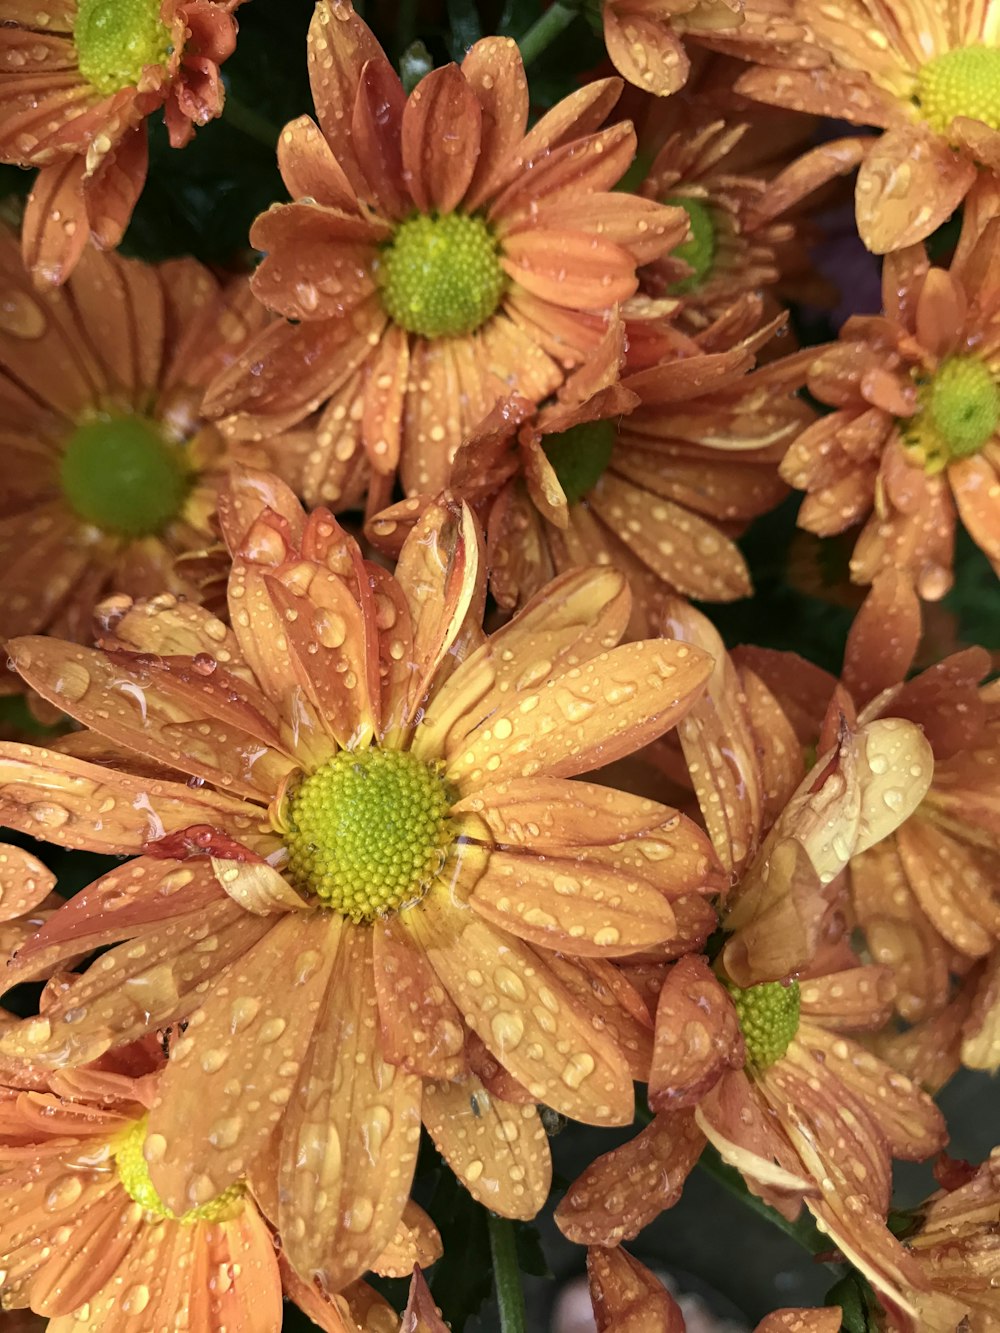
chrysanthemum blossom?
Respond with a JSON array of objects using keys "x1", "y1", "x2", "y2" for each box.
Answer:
[
  {"x1": 781, "y1": 201, "x2": 1000, "y2": 599},
  {"x1": 0, "y1": 0, "x2": 242, "y2": 286},
  {"x1": 368, "y1": 315, "x2": 813, "y2": 627},
  {"x1": 0, "y1": 471, "x2": 719, "y2": 1293},
  {"x1": 732, "y1": 0, "x2": 1000, "y2": 252},
  {"x1": 0, "y1": 226, "x2": 264, "y2": 665},
  {"x1": 586, "y1": 1245, "x2": 843, "y2": 1333},
  {"x1": 0, "y1": 1066, "x2": 284, "y2": 1331},
  {"x1": 203, "y1": 0, "x2": 686, "y2": 500},
  {"x1": 600, "y1": 0, "x2": 743, "y2": 97},
  {"x1": 737, "y1": 570, "x2": 1000, "y2": 1052}
]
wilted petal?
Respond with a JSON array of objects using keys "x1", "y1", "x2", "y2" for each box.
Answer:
[
  {"x1": 555, "y1": 1111, "x2": 703, "y2": 1245},
  {"x1": 648, "y1": 956, "x2": 743, "y2": 1111},
  {"x1": 587, "y1": 1245, "x2": 685, "y2": 1332},
  {"x1": 696, "y1": 1069, "x2": 813, "y2": 1201},
  {"x1": 422, "y1": 1074, "x2": 551, "y2": 1219},
  {"x1": 544, "y1": 954, "x2": 654, "y2": 1081},
  {"x1": 797, "y1": 966, "x2": 894, "y2": 1032}
]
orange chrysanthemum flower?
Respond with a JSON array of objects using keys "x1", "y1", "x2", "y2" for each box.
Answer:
[
  {"x1": 203, "y1": 0, "x2": 686, "y2": 499},
  {"x1": 599, "y1": 0, "x2": 743, "y2": 97},
  {"x1": 0, "y1": 473, "x2": 720, "y2": 1294},
  {"x1": 586, "y1": 1245, "x2": 843, "y2": 1333},
  {"x1": 732, "y1": 0, "x2": 1000, "y2": 252},
  {"x1": 781, "y1": 198, "x2": 1000, "y2": 599},
  {"x1": 738, "y1": 571, "x2": 1000, "y2": 1055},
  {"x1": 0, "y1": 0, "x2": 242, "y2": 286},
  {"x1": 0, "y1": 1066, "x2": 284, "y2": 1331},
  {"x1": 369, "y1": 318, "x2": 812, "y2": 626},
  {"x1": 0, "y1": 228, "x2": 264, "y2": 665}
]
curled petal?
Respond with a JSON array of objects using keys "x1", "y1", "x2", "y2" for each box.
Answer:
[
  {"x1": 648, "y1": 956, "x2": 743, "y2": 1111},
  {"x1": 587, "y1": 1246, "x2": 685, "y2": 1332},
  {"x1": 855, "y1": 126, "x2": 976, "y2": 254},
  {"x1": 0, "y1": 842, "x2": 55, "y2": 921},
  {"x1": 210, "y1": 858, "x2": 311, "y2": 914}
]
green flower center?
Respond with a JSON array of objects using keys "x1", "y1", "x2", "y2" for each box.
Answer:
[
  {"x1": 74, "y1": 0, "x2": 172, "y2": 96},
  {"x1": 665, "y1": 196, "x2": 717, "y2": 295},
  {"x1": 377, "y1": 212, "x2": 507, "y2": 340},
  {"x1": 901, "y1": 355, "x2": 1000, "y2": 473},
  {"x1": 542, "y1": 420, "x2": 616, "y2": 506},
  {"x1": 285, "y1": 748, "x2": 454, "y2": 922},
  {"x1": 729, "y1": 980, "x2": 800, "y2": 1071},
  {"x1": 915, "y1": 46, "x2": 1000, "y2": 135},
  {"x1": 114, "y1": 1116, "x2": 244, "y2": 1223},
  {"x1": 60, "y1": 414, "x2": 191, "y2": 538}
]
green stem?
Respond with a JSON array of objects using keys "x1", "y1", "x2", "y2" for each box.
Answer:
[
  {"x1": 517, "y1": 1, "x2": 579, "y2": 66},
  {"x1": 222, "y1": 91, "x2": 280, "y2": 150},
  {"x1": 697, "y1": 1146, "x2": 829, "y2": 1256},
  {"x1": 488, "y1": 1213, "x2": 526, "y2": 1333}
]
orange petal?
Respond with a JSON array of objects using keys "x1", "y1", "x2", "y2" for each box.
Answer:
[
  {"x1": 461, "y1": 37, "x2": 529, "y2": 213},
  {"x1": 372, "y1": 914, "x2": 466, "y2": 1080},
  {"x1": 0, "y1": 842, "x2": 55, "y2": 921},
  {"x1": 755, "y1": 1312, "x2": 843, "y2": 1333},
  {"x1": 83, "y1": 122, "x2": 148, "y2": 250},
  {"x1": 855, "y1": 126, "x2": 976, "y2": 255},
  {"x1": 350, "y1": 59, "x2": 408, "y2": 219},
  {"x1": 696, "y1": 1068, "x2": 814, "y2": 1200},
  {"x1": 148, "y1": 912, "x2": 341, "y2": 1213},
  {"x1": 407, "y1": 892, "x2": 634, "y2": 1126},
  {"x1": 401, "y1": 62, "x2": 481, "y2": 214},
  {"x1": 841, "y1": 569, "x2": 920, "y2": 708},
  {"x1": 648, "y1": 956, "x2": 743, "y2": 1111},
  {"x1": 797, "y1": 966, "x2": 894, "y2": 1032},
  {"x1": 503, "y1": 228, "x2": 637, "y2": 307},
  {"x1": 306, "y1": 0, "x2": 386, "y2": 201},
  {"x1": 587, "y1": 1245, "x2": 685, "y2": 1332},
  {"x1": 421, "y1": 1073, "x2": 551, "y2": 1219},
  {"x1": 741, "y1": 668, "x2": 806, "y2": 831},
  {"x1": 277, "y1": 113, "x2": 358, "y2": 210},
  {"x1": 401, "y1": 1269, "x2": 451, "y2": 1333},
  {"x1": 555, "y1": 1111, "x2": 703, "y2": 1245},
  {"x1": 469, "y1": 848, "x2": 676, "y2": 957},
  {"x1": 278, "y1": 923, "x2": 422, "y2": 1291},
  {"x1": 22, "y1": 158, "x2": 88, "y2": 287},
  {"x1": 603, "y1": 7, "x2": 689, "y2": 97},
  {"x1": 372, "y1": 1200, "x2": 442, "y2": 1278},
  {"x1": 545, "y1": 954, "x2": 654, "y2": 1081}
]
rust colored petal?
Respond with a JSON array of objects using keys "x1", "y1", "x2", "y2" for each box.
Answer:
[
  {"x1": 409, "y1": 892, "x2": 634, "y2": 1126},
  {"x1": 696, "y1": 1068, "x2": 813, "y2": 1200},
  {"x1": 277, "y1": 114, "x2": 358, "y2": 210},
  {"x1": 400, "y1": 1269, "x2": 451, "y2": 1333},
  {"x1": 648, "y1": 956, "x2": 743, "y2": 1111},
  {"x1": 373, "y1": 914, "x2": 466, "y2": 1080},
  {"x1": 855, "y1": 126, "x2": 977, "y2": 255},
  {"x1": 841, "y1": 569, "x2": 920, "y2": 708},
  {"x1": 587, "y1": 1245, "x2": 685, "y2": 1332},
  {"x1": 603, "y1": 7, "x2": 689, "y2": 97},
  {"x1": 21, "y1": 157, "x2": 88, "y2": 288},
  {"x1": 306, "y1": 0, "x2": 387, "y2": 200},
  {"x1": 461, "y1": 37, "x2": 529, "y2": 213},
  {"x1": 545, "y1": 954, "x2": 654, "y2": 1081},
  {"x1": 280, "y1": 1263, "x2": 398, "y2": 1333},
  {"x1": 278, "y1": 924, "x2": 422, "y2": 1291},
  {"x1": 351, "y1": 56, "x2": 408, "y2": 218},
  {"x1": 503, "y1": 228, "x2": 638, "y2": 307},
  {"x1": 915, "y1": 267, "x2": 967, "y2": 361},
  {"x1": 741, "y1": 668, "x2": 806, "y2": 831},
  {"x1": 895, "y1": 817, "x2": 998, "y2": 957},
  {"x1": 755, "y1": 1312, "x2": 843, "y2": 1333},
  {"x1": 469, "y1": 847, "x2": 676, "y2": 957},
  {"x1": 797, "y1": 966, "x2": 895, "y2": 1032},
  {"x1": 401, "y1": 62, "x2": 482, "y2": 214},
  {"x1": 421, "y1": 1074, "x2": 551, "y2": 1219},
  {"x1": 148, "y1": 913, "x2": 341, "y2": 1212},
  {"x1": 952, "y1": 453, "x2": 1000, "y2": 574},
  {"x1": 7, "y1": 637, "x2": 295, "y2": 802},
  {"x1": 83, "y1": 123, "x2": 148, "y2": 251},
  {"x1": 250, "y1": 202, "x2": 380, "y2": 322},
  {"x1": 555, "y1": 1111, "x2": 703, "y2": 1245}
]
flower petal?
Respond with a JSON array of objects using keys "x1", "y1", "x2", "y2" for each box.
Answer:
[
  {"x1": 372, "y1": 1201, "x2": 442, "y2": 1278},
  {"x1": 278, "y1": 923, "x2": 422, "y2": 1291},
  {"x1": 554, "y1": 1111, "x2": 703, "y2": 1245},
  {"x1": 22, "y1": 157, "x2": 88, "y2": 287},
  {"x1": 407, "y1": 892, "x2": 634, "y2": 1126},
  {"x1": 461, "y1": 37, "x2": 529, "y2": 213},
  {"x1": 855, "y1": 126, "x2": 976, "y2": 254},
  {"x1": 372, "y1": 914, "x2": 466, "y2": 1080},
  {"x1": 306, "y1": 0, "x2": 387, "y2": 200},
  {"x1": 587, "y1": 1246, "x2": 685, "y2": 1332},
  {"x1": 422, "y1": 1074, "x2": 551, "y2": 1219},
  {"x1": 648, "y1": 956, "x2": 743, "y2": 1111},
  {"x1": 277, "y1": 114, "x2": 358, "y2": 210},
  {"x1": 0, "y1": 843, "x2": 55, "y2": 921},
  {"x1": 502, "y1": 228, "x2": 638, "y2": 307},
  {"x1": 351, "y1": 59, "x2": 408, "y2": 218},
  {"x1": 603, "y1": 7, "x2": 689, "y2": 96},
  {"x1": 401, "y1": 62, "x2": 482, "y2": 214}
]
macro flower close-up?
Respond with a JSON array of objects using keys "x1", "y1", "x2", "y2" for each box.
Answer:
[{"x1": 0, "y1": 0, "x2": 998, "y2": 1328}]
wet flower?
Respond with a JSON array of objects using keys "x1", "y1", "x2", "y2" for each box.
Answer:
[
  {"x1": 368, "y1": 317, "x2": 813, "y2": 629},
  {"x1": 0, "y1": 472, "x2": 719, "y2": 1293},
  {"x1": 599, "y1": 0, "x2": 743, "y2": 98},
  {"x1": 0, "y1": 227, "x2": 264, "y2": 663},
  {"x1": 0, "y1": 1065, "x2": 285, "y2": 1330},
  {"x1": 738, "y1": 570, "x2": 1000, "y2": 1040},
  {"x1": 0, "y1": 0, "x2": 242, "y2": 286},
  {"x1": 203, "y1": 0, "x2": 685, "y2": 500},
  {"x1": 780, "y1": 196, "x2": 1000, "y2": 599},
  {"x1": 733, "y1": 0, "x2": 1000, "y2": 252},
  {"x1": 586, "y1": 1244, "x2": 843, "y2": 1332}
]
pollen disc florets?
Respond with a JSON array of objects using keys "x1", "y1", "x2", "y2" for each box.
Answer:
[
  {"x1": 901, "y1": 355, "x2": 1000, "y2": 473},
  {"x1": 74, "y1": 0, "x2": 172, "y2": 95},
  {"x1": 378, "y1": 212, "x2": 507, "y2": 340},
  {"x1": 665, "y1": 196, "x2": 717, "y2": 295},
  {"x1": 114, "y1": 1116, "x2": 245, "y2": 1223},
  {"x1": 543, "y1": 420, "x2": 616, "y2": 505},
  {"x1": 915, "y1": 45, "x2": 1000, "y2": 134},
  {"x1": 729, "y1": 979, "x2": 800, "y2": 1071},
  {"x1": 60, "y1": 413, "x2": 191, "y2": 537},
  {"x1": 285, "y1": 747, "x2": 454, "y2": 922}
]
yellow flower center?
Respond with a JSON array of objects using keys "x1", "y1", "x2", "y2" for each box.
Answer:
[
  {"x1": 74, "y1": 0, "x2": 172, "y2": 95},
  {"x1": 729, "y1": 980, "x2": 800, "y2": 1071},
  {"x1": 377, "y1": 212, "x2": 507, "y2": 339},
  {"x1": 284, "y1": 748, "x2": 454, "y2": 922},
  {"x1": 665, "y1": 196, "x2": 717, "y2": 294},
  {"x1": 901, "y1": 355, "x2": 1000, "y2": 473},
  {"x1": 542, "y1": 420, "x2": 616, "y2": 505},
  {"x1": 915, "y1": 46, "x2": 1000, "y2": 134},
  {"x1": 114, "y1": 1116, "x2": 245, "y2": 1223},
  {"x1": 60, "y1": 413, "x2": 190, "y2": 538}
]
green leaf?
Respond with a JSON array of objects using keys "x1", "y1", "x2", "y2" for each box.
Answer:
[{"x1": 825, "y1": 1272, "x2": 881, "y2": 1331}]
